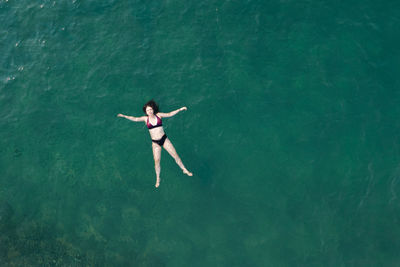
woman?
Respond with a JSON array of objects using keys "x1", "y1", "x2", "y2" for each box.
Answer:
[{"x1": 117, "y1": 100, "x2": 193, "y2": 188}]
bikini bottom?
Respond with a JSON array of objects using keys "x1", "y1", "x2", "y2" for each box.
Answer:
[{"x1": 152, "y1": 134, "x2": 167, "y2": 147}]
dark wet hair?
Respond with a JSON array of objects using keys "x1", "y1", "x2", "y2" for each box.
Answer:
[{"x1": 143, "y1": 99, "x2": 160, "y2": 114}]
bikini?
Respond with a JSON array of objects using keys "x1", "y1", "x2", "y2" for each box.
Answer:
[{"x1": 147, "y1": 115, "x2": 167, "y2": 146}]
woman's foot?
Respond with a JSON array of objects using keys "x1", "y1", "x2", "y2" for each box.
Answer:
[
  {"x1": 183, "y1": 169, "x2": 193, "y2": 176},
  {"x1": 155, "y1": 178, "x2": 160, "y2": 188}
]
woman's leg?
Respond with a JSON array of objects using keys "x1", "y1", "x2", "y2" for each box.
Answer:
[
  {"x1": 152, "y1": 142, "x2": 162, "y2": 187},
  {"x1": 163, "y1": 138, "x2": 193, "y2": 176}
]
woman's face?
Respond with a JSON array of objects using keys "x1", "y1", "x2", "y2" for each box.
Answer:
[{"x1": 146, "y1": 106, "x2": 154, "y2": 116}]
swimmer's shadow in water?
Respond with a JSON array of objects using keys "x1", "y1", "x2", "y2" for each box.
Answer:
[{"x1": 190, "y1": 153, "x2": 217, "y2": 189}]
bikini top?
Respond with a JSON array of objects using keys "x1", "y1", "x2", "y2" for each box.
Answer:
[{"x1": 146, "y1": 115, "x2": 163, "y2": 129}]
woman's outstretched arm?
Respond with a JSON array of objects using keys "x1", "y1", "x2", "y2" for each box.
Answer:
[
  {"x1": 117, "y1": 114, "x2": 147, "y2": 122},
  {"x1": 157, "y1": 107, "x2": 187, "y2": 118}
]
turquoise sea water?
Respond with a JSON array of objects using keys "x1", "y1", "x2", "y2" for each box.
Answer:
[{"x1": 1, "y1": 0, "x2": 400, "y2": 266}]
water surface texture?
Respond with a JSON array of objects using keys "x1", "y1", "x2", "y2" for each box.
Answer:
[{"x1": 1, "y1": 0, "x2": 400, "y2": 266}]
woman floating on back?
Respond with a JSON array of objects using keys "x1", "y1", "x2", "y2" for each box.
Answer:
[{"x1": 117, "y1": 100, "x2": 193, "y2": 188}]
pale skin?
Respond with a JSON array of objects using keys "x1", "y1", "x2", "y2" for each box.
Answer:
[{"x1": 117, "y1": 106, "x2": 193, "y2": 188}]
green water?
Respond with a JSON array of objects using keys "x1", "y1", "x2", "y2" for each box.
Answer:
[{"x1": 1, "y1": 0, "x2": 400, "y2": 266}]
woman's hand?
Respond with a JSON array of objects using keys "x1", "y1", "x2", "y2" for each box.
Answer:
[
  {"x1": 180, "y1": 107, "x2": 187, "y2": 111},
  {"x1": 117, "y1": 114, "x2": 125, "y2": 118}
]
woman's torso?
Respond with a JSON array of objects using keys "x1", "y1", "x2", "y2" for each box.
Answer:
[{"x1": 146, "y1": 114, "x2": 165, "y2": 140}]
